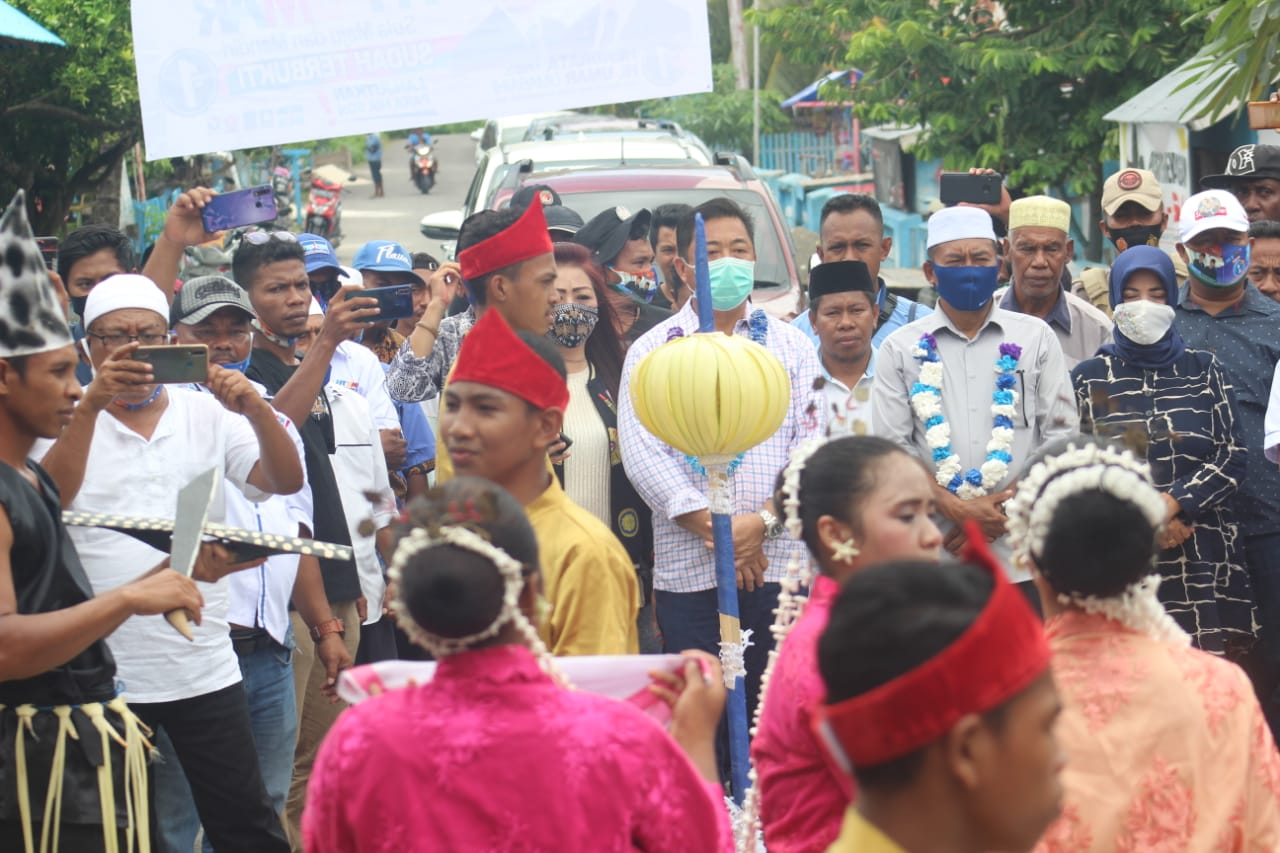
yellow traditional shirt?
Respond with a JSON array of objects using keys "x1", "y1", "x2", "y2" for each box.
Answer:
[
  {"x1": 525, "y1": 477, "x2": 640, "y2": 656},
  {"x1": 827, "y1": 809, "x2": 908, "y2": 853}
]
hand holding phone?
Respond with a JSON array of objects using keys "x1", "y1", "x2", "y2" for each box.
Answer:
[
  {"x1": 133, "y1": 345, "x2": 209, "y2": 384},
  {"x1": 200, "y1": 185, "x2": 277, "y2": 232},
  {"x1": 352, "y1": 284, "x2": 414, "y2": 323}
]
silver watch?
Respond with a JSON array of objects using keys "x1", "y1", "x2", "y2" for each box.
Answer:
[{"x1": 759, "y1": 509, "x2": 785, "y2": 539}]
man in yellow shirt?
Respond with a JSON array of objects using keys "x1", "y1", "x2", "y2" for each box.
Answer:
[
  {"x1": 815, "y1": 530, "x2": 1064, "y2": 853},
  {"x1": 439, "y1": 307, "x2": 639, "y2": 656}
]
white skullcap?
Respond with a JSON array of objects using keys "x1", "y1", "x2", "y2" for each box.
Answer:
[
  {"x1": 83, "y1": 274, "x2": 170, "y2": 330},
  {"x1": 926, "y1": 206, "x2": 998, "y2": 249},
  {"x1": 1009, "y1": 195, "x2": 1071, "y2": 233},
  {"x1": 309, "y1": 298, "x2": 325, "y2": 317},
  {"x1": 340, "y1": 266, "x2": 363, "y2": 287}
]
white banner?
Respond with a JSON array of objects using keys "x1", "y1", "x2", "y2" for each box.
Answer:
[{"x1": 131, "y1": 0, "x2": 713, "y2": 160}]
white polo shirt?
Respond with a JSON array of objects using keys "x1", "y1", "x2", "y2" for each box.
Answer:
[
  {"x1": 326, "y1": 382, "x2": 396, "y2": 622},
  {"x1": 330, "y1": 340, "x2": 399, "y2": 431},
  {"x1": 38, "y1": 387, "x2": 270, "y2": 703},
  {"x1": 179, "y1": 381, "x2": 314, "y2": 647}
]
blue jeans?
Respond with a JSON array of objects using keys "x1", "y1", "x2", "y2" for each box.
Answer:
[
  {"x1": 155, "y1": 637, "x2": 297, "y2": 852},
  {"x1": 654, "y1": 583, "x2": 780, "y2": 785}
]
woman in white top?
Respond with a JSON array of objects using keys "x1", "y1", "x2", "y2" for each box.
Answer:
[{"x1": 550, "y1": 242, "x2": 655, "y2": 645}]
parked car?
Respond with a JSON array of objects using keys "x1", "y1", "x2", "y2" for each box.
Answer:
[
  {"x1": 422, "y1": 135, "x2": 714, "y2": 252},
  {"x1": 523, "y1": 115, "x2": 712, "y2": 159},
  {"x1": 470, "y1": 111, "x2": 578, "y2": 164},
  {"x1": 489, "y1": 160, "x2": 803, "y2": 319}
]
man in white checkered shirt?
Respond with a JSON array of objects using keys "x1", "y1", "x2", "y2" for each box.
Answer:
[{"x1": 619, "y1": 198, "x2": 824, "y2": 732}]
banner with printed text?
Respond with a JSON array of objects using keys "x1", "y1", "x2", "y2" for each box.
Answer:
[{"x1": 131, "y1": 0, "x2": 713, "y2": 160}]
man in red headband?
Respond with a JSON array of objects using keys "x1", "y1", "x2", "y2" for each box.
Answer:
[
  {"x1": 815, "y1": 527, "x2": 1064, "y2": 853},
  {"x1": 386, "y1": 201, "x2": 558, "y2": 406},
  {"x1": 438, "y1": 308, "x2": 639, "y2": 656}
]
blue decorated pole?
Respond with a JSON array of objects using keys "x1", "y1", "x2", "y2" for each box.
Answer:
[{"x1": 694, "y1": 213, "x2": 752, "y2": 803}]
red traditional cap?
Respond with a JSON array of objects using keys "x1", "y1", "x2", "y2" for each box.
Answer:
[
  {"x1": 813, "y1": 522, "x2": 1051, "y2": 769},
  {"x1": 450, "y1": 308, "x2": 569, "y2": 411},
  {"x1": 458, "y1": 199, "x2": 554, "y2": 281}
]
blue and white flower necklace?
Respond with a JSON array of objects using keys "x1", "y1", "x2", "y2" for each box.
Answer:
[
  {"x1": 909, "y1": 333, "x2": 1021, "y2": 499},
  {"x1": 671, "y1": 309, "x2": 769, "y2": 477}
]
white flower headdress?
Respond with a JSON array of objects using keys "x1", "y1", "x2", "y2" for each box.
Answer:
[
  {"x1": 1005, "y1": 442, "x2": 1187, "y2": 643},
  {"x1": 388, "y1": 524, "x2": 564, "y2": 676}
]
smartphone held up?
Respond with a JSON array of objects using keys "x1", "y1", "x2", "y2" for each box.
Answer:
[
  {"x1": 939, "y1": 172, "x2": 1004, "y2": 206},
  {"x1": 133, "y1": 345, "x2": 209, "y2": 384},
  {"x1": 201, "y1": 186, "x2": 278, "y2": 232}
]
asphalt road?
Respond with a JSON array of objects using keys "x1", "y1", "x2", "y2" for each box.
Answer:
[{"x1": 332, "y1": 133, "x2": 476, "y2": 266}]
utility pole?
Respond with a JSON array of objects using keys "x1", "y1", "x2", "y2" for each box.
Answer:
[{"x1": 726, "y1": 0, "x2": 750, "y2": 90}]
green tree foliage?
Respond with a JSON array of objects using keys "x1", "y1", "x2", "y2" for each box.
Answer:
[
  {"x1": 0, "y1": 0, "x2": 141, "y2": 233},
  {"x1": 1182, "y1": 1, "x2": 1280, "y2": 122},
  {"x1": 754, "y1": 0, "x2": 1207, "y2": 198},
  {"x1": 628, "y1": 64, "x2": 792, "y2": 158}
]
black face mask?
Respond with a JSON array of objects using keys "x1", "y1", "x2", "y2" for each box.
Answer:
[
  {"x1": 446, "y1": 292, "x2": 470, "y2": 317},
  {"x1": 1108, "y1": 224, "x2": 1163, "y2": 253},
  {"x1": 70, "y1": 294, "x2": 87, "y2": 321}
]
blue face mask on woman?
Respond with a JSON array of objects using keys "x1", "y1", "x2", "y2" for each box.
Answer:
[
  {"x1": 932, "y1": 264, "x2": 1000, "y2": 311},
  {"x1": 708, "y1": 257, "x2": 755, "y2": 311}
]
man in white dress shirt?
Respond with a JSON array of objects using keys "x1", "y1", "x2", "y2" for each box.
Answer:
[{"x1": 873, "y1": 207, "x2": 1078, "y2": 583}]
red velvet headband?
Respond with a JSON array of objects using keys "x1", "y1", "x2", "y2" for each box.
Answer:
[
  {"x1": 450, "y1": 307, "x2": 569, "y2": 411},
  {"x1": 458, "y1": 199, "x2": 554, "y2": 281},
  {"x1": 814, "y1": 522, "x2": 1051, "y2": 769}
]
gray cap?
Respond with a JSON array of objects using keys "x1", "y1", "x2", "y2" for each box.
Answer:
[{"x1": 171, "y1": 275, "x2": 255, "y2": 326}]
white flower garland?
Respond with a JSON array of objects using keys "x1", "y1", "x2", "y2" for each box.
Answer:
[
  {"x1": 1058, "y1": 575, "x2": 1189, "y2": 645},
  {"x1": 909, "y1": 334, "x2": 1021, "y2": 499},
  {"x1": 737, "y1": 437, "x2": 826, "y2": 853}
]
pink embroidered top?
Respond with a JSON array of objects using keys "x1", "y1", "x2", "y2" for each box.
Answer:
[
  {"x1": 1034, "y1": 611, "x2": 1280, "y2": 853},
  {"x1": 303, "y1": 644, "x2": 732, "y2": 852},
  {"x1": 751, "y1": 575, "x2": 855, "y2": 852}
]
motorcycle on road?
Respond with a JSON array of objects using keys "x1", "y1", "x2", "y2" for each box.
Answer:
[
  {"x1": 410, "y1": 144, "x2": 437, "y2": 194},
  {"x1": 304, "y1": 170, "x2": 344, "y2": 246}
]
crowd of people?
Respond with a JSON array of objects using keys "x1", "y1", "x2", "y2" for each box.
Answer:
[{"x1": 6, "y1": 140, "x2": 1280, "y2": 853}]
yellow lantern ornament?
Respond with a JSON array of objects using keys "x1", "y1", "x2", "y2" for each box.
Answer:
[
  {"x1": 629, "y1": 331, "x2": 791, "y2": 467},
  {"x1": 626, "y1": 212, "x2": 794, "y2": 808}
]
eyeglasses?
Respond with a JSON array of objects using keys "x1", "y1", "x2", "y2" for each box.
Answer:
[
  {"x1": 187, "y1": 327, "x2": 253, "y2": 344},
  {"x1": 87, "y1": 332, "x2": 170, "y2": 348},
  {"x1": 242, "y1": 231, "x2": 298, "y2": 245}
]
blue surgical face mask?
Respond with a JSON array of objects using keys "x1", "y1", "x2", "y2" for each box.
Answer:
[
  {"x1": 1188, "y1": 242, "x2": 1250, "y2": 288},
  {"x1": 932, "y1": 264, "x2": 1000, "y2": 311},
  {"x1": 708, "y1": 257, "x2": 755, "y2": 311},
  {"x1": 222, "y1": 349, "x2": 253, "y2": 374}
]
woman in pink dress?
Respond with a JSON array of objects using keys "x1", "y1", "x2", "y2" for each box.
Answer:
[
  {"x1": 749, "y1": 436, "x2": 943, "y2": 851},
  {"x1": 303, "y1": 477, "x2": 733, "y2": 852},
  {"x1": 1005, "y1": 440, "x2": 1280, "y2": 852}
]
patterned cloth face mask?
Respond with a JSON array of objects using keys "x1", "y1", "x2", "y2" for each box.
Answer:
[
  {"x1": 547, "y1": 302, "x2": 599, "y2": 348},
  {"x1": 1188, "y1": 242, "x2": 1250, "y2": 288}
]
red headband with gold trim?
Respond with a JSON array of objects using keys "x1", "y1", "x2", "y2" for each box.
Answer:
[
  {"x1": 450, "y1": 308, "x2": 568, "y2": 411},
  {"x1": 458, "y1": 199, "x2": 553, "y2": 281},
  {"x1": 814, "y1": 522, "x2": 1051, "y2": 769}
]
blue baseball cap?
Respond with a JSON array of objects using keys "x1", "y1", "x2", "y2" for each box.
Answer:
[
  {"x1": 298, "y1": 233, "x2": 346, "y2": 276},
  {"x1": 352, "y1": 240, "x2": 426, "y2": 286}
]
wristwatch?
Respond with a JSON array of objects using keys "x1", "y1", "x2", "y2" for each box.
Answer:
[
  {"x1": 310, "y1": 617, "x2": 345, "y2": 643},
  {"x1": 759, "y1": 509, "x2": 785, "y2": 540}
]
